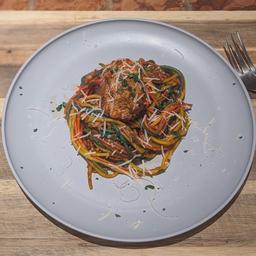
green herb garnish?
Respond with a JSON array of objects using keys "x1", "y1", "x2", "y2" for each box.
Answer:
[
  {"x1": 122, "y1": 79, "x2": 129, "y2": 87},
  {"x1": 158, "y1": 101, "x2": 167, "y2": 110},
  {"x1": 128, "y1": 73, "x2": 139, "y2": 82},
  {"x1": 170, "y1": 131, "x2": 180, "y2": 138},
  {"x1": 56, "y1": 102, "x2": 66, "y2": 112},
  {"x1": 95, "y1": 68, "x2": 103, "y2": 76},
  {"x1": 115, "y1": 214, "x2": 121, "y2": 218},
  {"x1": 112, "y1": 124, "x2": 133, "y2": 157},
  {"x1": 145, "y1": 185, "x2": 155, "y2": 190},
  {"x1": 92, "y1": 137, "x2": 105, "y2": 148}
]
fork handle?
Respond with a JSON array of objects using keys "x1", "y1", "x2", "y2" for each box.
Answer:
[{"x1": 241, "y1": 73, "x2": 256, "y2": 93}]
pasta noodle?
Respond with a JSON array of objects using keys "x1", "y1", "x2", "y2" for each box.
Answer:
[{"x1": 64, "y1": 58, "x2": 191, "y2": 189}]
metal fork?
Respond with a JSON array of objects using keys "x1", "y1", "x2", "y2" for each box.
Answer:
[{"x1": 223, "y1": 32, "x2": 256, "y2": 93}]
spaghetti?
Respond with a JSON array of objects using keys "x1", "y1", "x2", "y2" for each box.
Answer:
[{"x1": 64, "y1": 58, "x2": 191, "y2": 189}]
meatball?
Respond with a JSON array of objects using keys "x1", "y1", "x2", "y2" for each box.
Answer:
[{"x1": 100, "y1": 72, "x2": 146, "y2": 121}]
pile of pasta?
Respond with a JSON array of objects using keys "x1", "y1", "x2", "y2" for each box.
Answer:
[{"x1": 64, "y1": 58, "x2": 191, "y2": 189}]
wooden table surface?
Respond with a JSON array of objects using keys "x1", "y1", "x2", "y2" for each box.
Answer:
[{"x1": 0, "y1": 11, "x2": 256, "y2": 256}]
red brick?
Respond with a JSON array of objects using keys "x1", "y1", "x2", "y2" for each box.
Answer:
[
  {"x1": 189, "y1": 0, "x2": 226, "y2": 10},
  {"x1": 112, "y1": 0, "x2": 186, "y2": 10},
  {"x1": 189, "y1": 0, "x2": 256, "y2": 10},
  {"x1": 223, "y1": 0, "x2": 256, "y2": 10},
  {"x1": 0, "y1": 0, "x2": 27, "y2": 9},
  {"x1": 35, "y1": 0, "x2": 106, "y2": 10},
  {"x1": 199, "y1": 5, "x2": 213, "y2": 10}
]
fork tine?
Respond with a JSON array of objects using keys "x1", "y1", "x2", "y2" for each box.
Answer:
[
  {"x1": 226, "y1": 41, "x2": 243, "y2": 73},
  {"x1": 230, "y1": 33, "x2": 248, "y2": 72},
  {"x1": 224, "y1": 42, "x2": 239, "y2": 71},
  {"x1": 223, "y1": 43, "x2": 234, "y2": 67},
  {"x1": 226, "y1": 40, "x2": 244, "y2": 74},
  {"x1": 235, "y1": 32, "x2": 255, "y2": 71}
]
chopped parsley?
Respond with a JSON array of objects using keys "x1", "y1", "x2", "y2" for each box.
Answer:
[
  {"x1": 171, "y1": 131, "x2": 180, "y2": 138},
  {"x1": 95, "y1": 68, "x2": 103, "y2": 76},
  {"x1": 56, "y1": 102, "x2": 66, "y2": 112},
  {"x1": 122, "y1": 79, "x2": 129, "y2": 88},
  {"x1": 128, "y1": 86, "x2": 135, "y2": 97},
  {"x1": 115, "y1": 214, "x2": 121, "y2": 218},
  {"x1": 128, "y1": 73, "x2": 139, "y2": 82},
  {"x1": 183, "y1": 150, "x2": 189, "y2": 153},
  {"x1": 158, "y1": 101, "x2": 167, "y2": 110},
  {"x1": 145, "y1": 185, "x2": 155, "y2": 190},
  {"x1": 33, "y1": 128, "x2": 38, "y2": 132}
]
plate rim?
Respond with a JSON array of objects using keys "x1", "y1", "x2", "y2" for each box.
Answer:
[{"x1": 2, "y1": 18, "x2": 255, "y2": 243}]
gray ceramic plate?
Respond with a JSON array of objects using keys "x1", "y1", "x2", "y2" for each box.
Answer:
[{"x1": 2, "y1": 19, "x2": 255, "y2": 242}]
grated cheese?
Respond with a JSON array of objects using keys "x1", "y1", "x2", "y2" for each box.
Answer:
[
  {"x1": 131, "y1": 220, "x2": 143, "y2": 230},
  {"x1": 103, "y1": 120, "x2": 106, "y2": 136},
  {"x1": 72, "y1": 131, "x2": 91, "y2": 141},
  {"x1": 85, "y1": 98, "x2": 100, "y2": 103},
  {"x1": 142, "y1": 160, "x2": 146, "y2": 176},
  {"x1": 141, "y1": 114, "x2": 146, "y2": 127},
  {"x1": 148, "y1": 109, "x2": 158, "y2": 121},
  {"x1": 92, "y1": 113, "x2": 101, "y2": 123},
  {"x1": 147, "y1": 170, "x2": 153, "y2": 175},
  {"x1": 69, "y1": 112, "x2": 79, "y2": 117},
  {"x1": 146, "y1": 82, "x2": 161, "y2": 92},
  {"x1": 143, "y1": 77, "x2": 160, "y2": 81},
  {"x1": 111, "y1": 150, "x2": 117, "y2": 156},
  {"x1": 133, "y1": 93, "x2": 138, "y2": 103},
  {"x1": 172, "y1": 111, "x2": 185, "y2": 123},
  {"x1": 128, "y1": 165, "x2": 135, "y2": 179},
  {"x1": 161, "y1": 145, "x2": 165, "y2": 158},
  {"x1": 137, "y1": 137, "x2": 150, "y2": 147},
  {"x1": 84, "y1": 151, "x2": 96, "y2": 156},
  {"x1": 144, "y1": 129, "x2": 149, "y2": 143},
  {"x1": 136, "y1": 93, "x2": 144, "y2": 102},
  {"x1": 169, "y1": 122, "x2": 179, "y2": 131},
  {"x1": 71, "y1": 101, "x2": 79, "y2": 112},
  {"x1": 76, "y1": 145, "x2": 81, "y2": 154}
]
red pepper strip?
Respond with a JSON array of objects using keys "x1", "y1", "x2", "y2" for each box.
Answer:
[
  {"x1": 89, "y1": 78, "x2": 102, "y2": 85},
  {"x1": 74, "y1": 115, "x2": 90, "y2": 150}
]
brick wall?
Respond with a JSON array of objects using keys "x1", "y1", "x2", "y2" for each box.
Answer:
[{"x1": 1, "y1": 0, "x2": 256, "y2": 10}]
